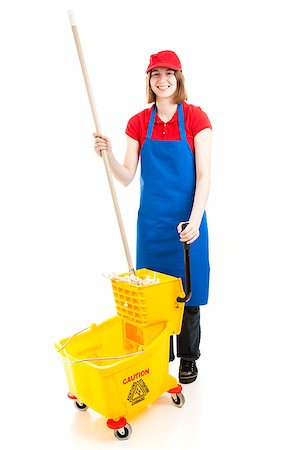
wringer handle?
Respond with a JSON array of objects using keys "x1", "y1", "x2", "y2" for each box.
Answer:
[
  {"x1": 177, "y1": 222, "x2": 192, "y2": 303},
  {"x1": 67, "y1": 10, "x2": 135, "y2": 275}
]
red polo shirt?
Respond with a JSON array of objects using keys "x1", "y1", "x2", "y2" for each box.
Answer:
[{"x1": 125, "y1": 102, "x2": 212, "y2": 153}]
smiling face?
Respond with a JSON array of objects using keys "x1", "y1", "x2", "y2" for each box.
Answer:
[{"x1": 149, "y1": 67, "x2": 177, "y2": 99}]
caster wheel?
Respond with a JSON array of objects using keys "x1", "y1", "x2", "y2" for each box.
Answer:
[
  {"x1": 74, "y1": 400, "x2": 89, "y2": 411},
  {"x1": 113, "y1": 423, "x2": 132, "y2": 440},
  {"x1": 171, "y1": 392, "x2": 185, "y2": 408}
]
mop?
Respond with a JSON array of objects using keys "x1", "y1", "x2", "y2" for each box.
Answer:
[{"x1": 68, "y1": 10, "x2": 156, "y2": 286}]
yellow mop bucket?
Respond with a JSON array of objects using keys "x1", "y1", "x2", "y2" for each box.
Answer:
[
  {"x1": 55, "y1": 264, "x2": 190, "y2": 440},
  {"x1": 56, "y1": 316, "x2": 179, "y2": 422}
]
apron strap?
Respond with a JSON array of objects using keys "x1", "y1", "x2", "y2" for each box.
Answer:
[
  {"x1": 177, "y1": 103, "x2": 187, "y2": 140},
  {"x1": 146, "y1": 103, "x2": 187, "y2": 140},
  {"x1": 146, "y1": 106, "x2": 157, "y2": 139}
]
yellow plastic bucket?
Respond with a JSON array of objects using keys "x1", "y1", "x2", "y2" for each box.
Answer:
[{"x1": 56, "y1": 316, "x2": 178, "y2": 420}]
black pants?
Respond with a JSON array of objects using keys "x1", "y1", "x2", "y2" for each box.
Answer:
[{"x1": 170, "y1": 306, "x2": 201, "y2": 361}]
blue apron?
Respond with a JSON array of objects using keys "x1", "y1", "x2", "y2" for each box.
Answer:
[{"x1": 136, "y1": 103, "x2": 209, "y2": 306}]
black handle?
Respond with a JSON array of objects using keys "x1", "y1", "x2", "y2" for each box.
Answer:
[{"x1": 177, "y1": 222, "x2": 192, "y2": 303}]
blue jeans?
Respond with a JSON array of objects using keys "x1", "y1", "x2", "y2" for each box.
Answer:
[{"x1": 170, "y1": 306, "x2": 201, "y2": 361}]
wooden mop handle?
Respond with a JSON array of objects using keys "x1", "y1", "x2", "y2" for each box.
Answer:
[{"x1": 68, "y1": 10, "x2": 135, "y2": 274}]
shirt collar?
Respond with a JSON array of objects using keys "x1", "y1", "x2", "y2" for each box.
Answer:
[{"x1": 153, "y1": 107, "x2": 178, "y2": 124}]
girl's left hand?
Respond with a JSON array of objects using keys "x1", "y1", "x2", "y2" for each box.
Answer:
[{"x1": 177, "y1": 221, "x2": 200, "y2": 244}]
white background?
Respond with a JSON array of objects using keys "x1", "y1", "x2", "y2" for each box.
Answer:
[{"x1": 1, "y1": 0, "x2": 299, "y2": 448}]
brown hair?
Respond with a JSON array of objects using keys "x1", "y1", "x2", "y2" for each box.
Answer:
[{"x1": 146, "y1": 70, "x2": 188, "y2": 104}]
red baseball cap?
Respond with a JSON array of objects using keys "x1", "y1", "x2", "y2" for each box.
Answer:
[{"x1": 146, "y1": 50, "x2": 182, "y2": 73}]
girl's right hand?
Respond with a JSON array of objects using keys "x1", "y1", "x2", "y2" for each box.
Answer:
[{"x1": 93, "y1": 132, "x2": 112, "y2": 157}]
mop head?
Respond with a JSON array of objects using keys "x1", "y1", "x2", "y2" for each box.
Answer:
[{"x1": 103, "y1": 272, "x2": 160, "y2": 286}]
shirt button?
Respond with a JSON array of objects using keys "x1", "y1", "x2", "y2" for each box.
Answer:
[
  {"x1": 164, "y1": 123, "x2": 166, "y2": 127},
  {"x1": 162, "y1": 131, "x2": 166, "y2": 135}
]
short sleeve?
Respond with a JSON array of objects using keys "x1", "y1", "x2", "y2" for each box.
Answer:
[
  {"x1": 190, "y1": 106, "x2": 212, "y2": 136},
  {"x1": 125, "y1": 115, "x2": 141, "y2": 144}
]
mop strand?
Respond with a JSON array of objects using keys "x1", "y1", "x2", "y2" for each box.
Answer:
[{"x1": 103, "y1": 272, "x2": 160, "y2": 286}]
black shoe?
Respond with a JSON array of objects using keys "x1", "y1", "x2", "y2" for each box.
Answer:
[{"x1": 179, "y1": 359, "x2": 198, "y2": 384}]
